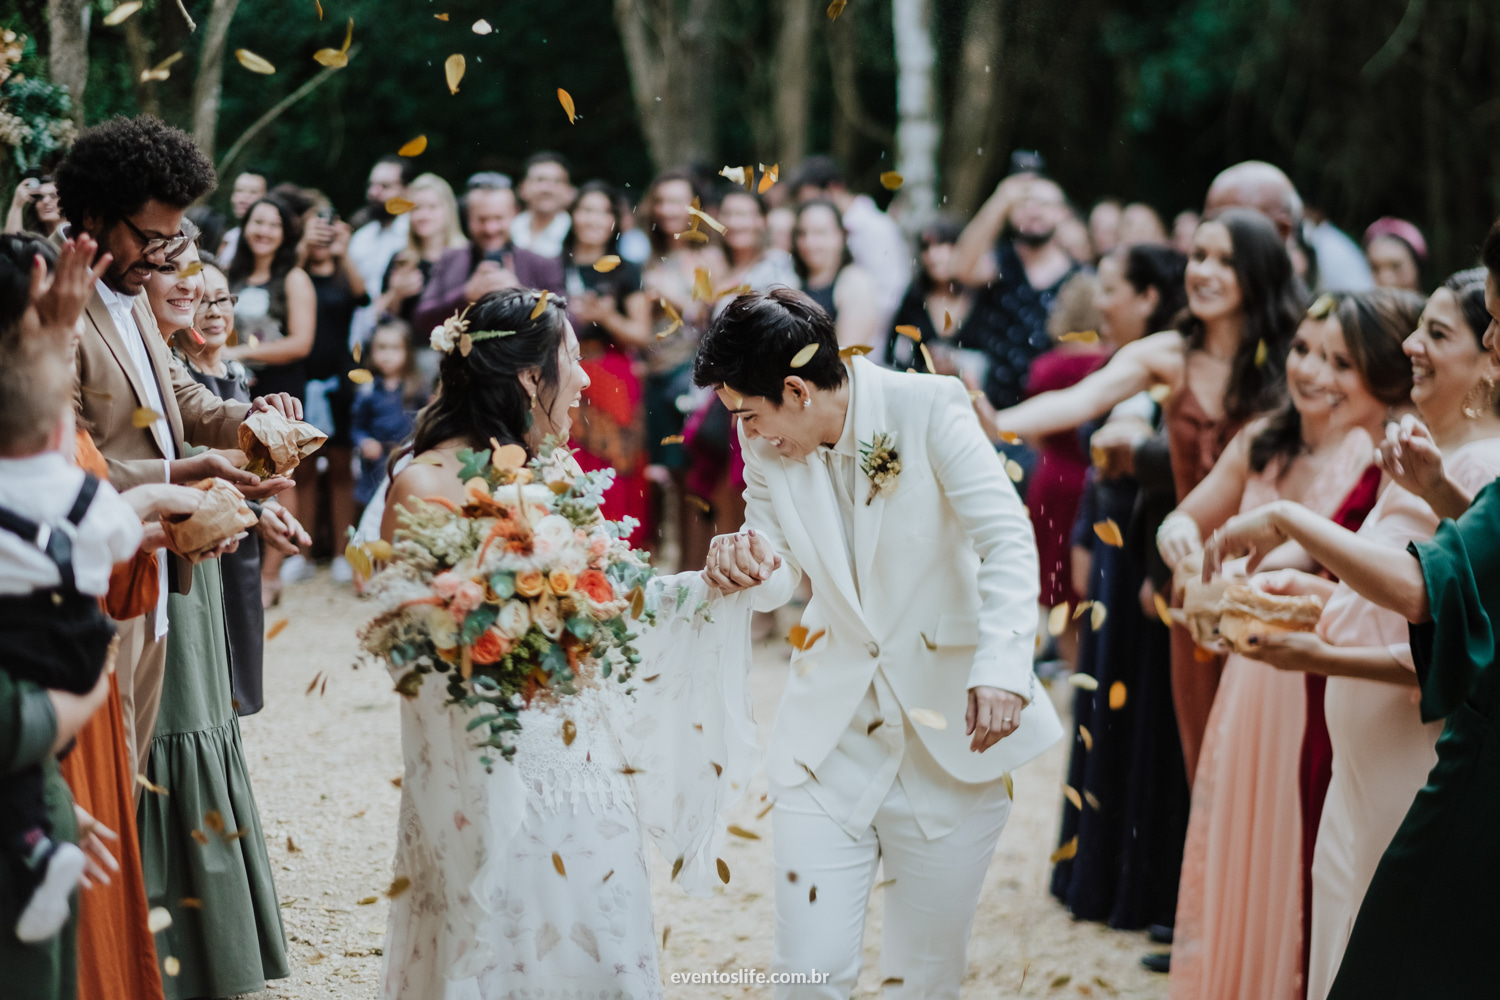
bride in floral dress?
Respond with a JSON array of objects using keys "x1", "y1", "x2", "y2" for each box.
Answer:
[{"x1": 367, "y1": 289, "x2": 757, "y2": 1000}]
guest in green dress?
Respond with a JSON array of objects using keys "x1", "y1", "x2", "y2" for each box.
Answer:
[{"x1": 137, "y1": 555, "x2": 288, "y2": 998}]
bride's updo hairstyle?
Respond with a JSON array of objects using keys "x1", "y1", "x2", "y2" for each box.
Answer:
[{"x1": 407, "y1": 288, "x2": 569, "y2": 460}]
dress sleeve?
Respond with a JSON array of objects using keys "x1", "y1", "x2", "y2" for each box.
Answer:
[
  {"x1": 1407, "y1": 481, "x2": 1500, "y2": 722},
  {"x1": 0, "y1": 672, "x2": 58, "y2": 776}
]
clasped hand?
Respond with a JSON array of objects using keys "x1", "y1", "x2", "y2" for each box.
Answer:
[{"x1": 702, "y1": 529, "x2": 781, "y2": 594}]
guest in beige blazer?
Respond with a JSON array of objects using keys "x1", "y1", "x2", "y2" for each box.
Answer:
[{"x1": 55, "y1": 115, "x2": 302, "y2": 773}]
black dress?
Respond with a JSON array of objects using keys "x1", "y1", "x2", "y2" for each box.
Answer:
[
  {"x1": 958, "y1": 239, "x2": 1079, "y2": 409},
  {"x1": 232, "y1": 273, "x2": 307, "y2": 402},
  {"x1": 181, "y1": 357, "x2": 266, "y2": 716}
]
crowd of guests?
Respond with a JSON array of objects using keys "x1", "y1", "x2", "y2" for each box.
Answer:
[{"x1": 3, "y1": 108, "x2": 1497, "y2": 1000}]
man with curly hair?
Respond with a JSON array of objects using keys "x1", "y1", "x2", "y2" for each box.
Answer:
[{"x1": 55, "y1": 114, "x2": 302, "y2": 774}]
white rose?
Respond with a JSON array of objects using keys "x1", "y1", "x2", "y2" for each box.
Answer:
[
  {"x1": 494, "y1": 599, "x2": 531, "y2": 639},
  {"x1": 532, "y1": 515, "x2": 573, "y2": 560},
  {"x1": 533, "y1": 591, "x2": 564, "y2": 640},
  {"x1": 554, "y1": 547, "x2": 588, "y2": 576},
  {"x1": 430, "y1": 325, "x2": 454, "y2": 352}
]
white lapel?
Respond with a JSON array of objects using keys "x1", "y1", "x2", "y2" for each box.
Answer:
[
  {"x1": 763, "y1": 443, "x2": 863, "y2": 619},
  {"x1": 851, "y1": 358, "x2": 888, "y2": 594}
]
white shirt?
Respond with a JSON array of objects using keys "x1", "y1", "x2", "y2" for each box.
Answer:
[
  {"x1": 96, "y1": 278, "x2": 173, "y2": 636},
  {"x1": 219, "y1": 226, "x2": 241, "y2": 264},
  {"x1": 0, "y1": 453, "x2": 143, "y2": 596},
  {"x1": 510, "y1": 210, "x2": 571, "y2": 258},
  {"x1": 787, "y1": 391, "x2": 991, "y2": 839},
  {"x1": 348, "y1": 214, "x2": 410, "y2": 346}
]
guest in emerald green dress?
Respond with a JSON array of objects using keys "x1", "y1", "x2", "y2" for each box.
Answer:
[{"x1": 1202, "y1": 226, "x2": 1500, "y2": 999}]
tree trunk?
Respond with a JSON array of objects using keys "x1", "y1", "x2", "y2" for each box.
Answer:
[
  {"x1": 943, "y1": 0, "x2": 1004, "y2": 217},
  {"x1": 827, "y1": 9, "x2": 895, "y2": 170},
  {"x1": 123, "y1": 17, "x2": 159, "y2": 118},
  {"x1": 890, "y1": 0, "x2": 938, "y2": 226},
  {"x1": 613, "y1": 0, "x2": 719, "y2": 171},
  {"x1": 192, "y1": 0, "x2": 242, "y2": 158},
  {"x1": 48, "y1": 0, "x2": 89, "y2": 125},
  {"x1": 772, "y1": 0, "x2": 812, "y2": 165}
]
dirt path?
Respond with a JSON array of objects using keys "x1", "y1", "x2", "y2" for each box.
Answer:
[{"x1": 239, "y1": 571, "x2": 1167, "y2": 999}]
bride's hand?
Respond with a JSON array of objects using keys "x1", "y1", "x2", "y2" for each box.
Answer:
[{"x1": 703, "y1": 529, "x2": 781, "y2": 594}]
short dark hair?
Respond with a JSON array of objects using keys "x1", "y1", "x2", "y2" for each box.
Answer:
[
  {"x1": 1120, "y1": 243, "x2": 1189, "y2": 333},
  {"x1": 56, "y1": 115, "x2": 215, "y2": 228},
  {"x1": 374, "y1": 154, "x2": 417, "y2": 186},
  {"x1": 693, "y1": 288, "x2": 848, "y2": 404},
  {"x1": 1444, "y1": 268, "x2": 1491, "y2": 346},
  {"x1": 788, "y1": 155, "x2": 846, "y2": 194},
  {"x1": 524, "y1": 151, "x2": 572, "y2": 181}
]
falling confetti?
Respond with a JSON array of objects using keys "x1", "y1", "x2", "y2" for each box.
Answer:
[
  {"x1": 147, "y1": 907, "x2": 173, "y2": 933},
  {"x1": 1005, "y1": 459, "x2": 1024, "y2": 483},
  {"x1": 163, "y1": 956, "x2": 180, "y2": 977},
  {"x1": 790, "y1": 344, "x2": 819, "y2": 368},
  {"x1": 919, "y1": 343, "x2": 937, "y2": 374},
  {"x1": 135, "y1": 773, "x2": 167, "y2": 795},
  {"x1": 1068, "y1": 672, "x2": 1099, "y2": 691},
  {"x1": 879, "y1": 171, "x2": 904, "y2": 191},
  {"x1": 1093, "y1": 519, "x2": 1124, "y2": 546},
  {"x1": 839, "y1": 345, "x2": 872, "y2": 359},
  {"x1": 1049, "y1": 836, "x2": 1078, "y2": 863},
  {"x1": 398, "y1": 135, "x2": 427, "y2": 156},
  {"x1": 827, "y1": 0, "x2": 848, "y2": 20},
  {"x1": 266, "y1": 618, "x2": 289, "y2": 639},
  {"x1": 386, "y1": 876, "x2": 411, "y2": 898},
  {"x1": 313, "y1": 17, "x2": 353, "y2": 67},
  {"x1": 434, "y1": 13, "x2": 449, "y2": 21},
  {"x1": 445, "y1": 54, "x2": 466, "y2": 94},
  {"x1": 1071, "y1": 600, "x2": 1093, "y2": 620},
  {"x1": 551, "y1": 851, "x2": 567, "y2": 877},
  {"x1": 103, "y1": 2, "x2": 144, "y2": 26},
  {"x1": 757, "y1": 163, "x2": 779, "y2": 194},
  {"x1": 809, "y1": 885, "x2": 818, "y2": 903},
  {"x1": 557, "y1": 88, "x2": 576, "y2": 123},
  {"x1": 686, "y1": 205, "x2": 727, "y2": 234},
  {"x1": 1254, "y1": 339, "x2": 1268, "y2": 366},
  {"x1": 717, "y1": 858, "x2": 731, "y2": 883},
  {"x1": 1003, "y1": 772, "x2": 1014, "y2": 799},
  {"x1": 472, "y1": 18, "x2": 493, "y2": 34},
  {"x1": 1059, "y1": 330, "x2": 1099, "y2": 343},
  {"x1": 1047, "y1": 602, "x2": 1069, "y2": 637},
  {"x1": 132, "y1": 407, "x2": 163, "y2": 429},
  {"x1": 1080, "y1": 725, "x2": 1093, "y2": 751},
  {"x1": 384, "y1": 198, "x2": 414, "y2": 216},
  {"x1": 1063, "y1": 784, "x2": 1082, "y2": 810},
  {"x1": 1149, "y1": 382, "x2": 1172, "y2": 403},
  {"x1": 895, "y1": 324, "x2": 921, "y2": 341},
  {"x1": 1153, "y1": 592, "x2": 1174, "y2": 627},
  {"x1": 727, "y1": 825, "x2": 761, "y2": 840},
  {"x1": 139, "y1": 52, "x2": 183, "y2": 83},
  {"x1": 1109, "y1": 680, "x2": 1128, "y2": 710},
  {"x1": 235, "y1": 49, "x2": 276, "y2": 74},
  {"x1": 593, "y1": 255, "x2": 621, "y2": 272},
  {"x1": 1090, "y1": 601, "x2": 1108, "y2": 631}
]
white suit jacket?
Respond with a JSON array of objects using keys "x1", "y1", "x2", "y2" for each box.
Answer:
[{"x1": 742, "y1": 357, "x2": 1063, "y2": 788}]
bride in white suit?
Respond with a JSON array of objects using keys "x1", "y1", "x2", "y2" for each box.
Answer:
[{"x1": 694, "y1": 288, "x2": 1063, "y2": 999}]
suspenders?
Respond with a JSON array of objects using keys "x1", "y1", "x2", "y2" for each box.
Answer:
[{"x1": 0, "y1": 475, "x2": 100, "y2": 594}]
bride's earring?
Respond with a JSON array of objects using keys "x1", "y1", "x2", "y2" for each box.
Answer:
[{"x1": 1463, "y1": 376, "x2": 1497, "y2": 419}]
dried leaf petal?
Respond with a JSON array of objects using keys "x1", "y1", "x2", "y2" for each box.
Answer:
[
  {"x1": 685, "y1": 205, "x2": 726, "y2": 234},
  {"x1": 203, "y1": 810, "x2": 224, "y2": 833},
  {"x1": 809, "y1": 885, "x2": 818, "y2": 903},
  {"x1": 266, "y1": 618, "x2": 290, "y2": 639},
  {"x1": 132, "y1": 407, "x2": 163, "y2": 429},
  {"x1": 235, "y1": 49, "x2": 276, "y2": 74},
  {"x1": 1093, "y1": 519, "x2": 1124, "y2": 547},
  {"x1": 435, "y1": 13, "x2": 450, "y2": 21},
  {"x1": 135, "y1": 773, "x2": 168, "y2": 795},
  {"x1": 717, "y1": 858, "x2": 731, "y2": 883},
  {"x1": 315, "y1": 0, "x2": 322, "y2": 18},
  {"x1": 593, "y1": 255, "x2": 621, "y2": 272},
  {"x1": 313, "y1": 48, "x2": 348, "y2": 68},
  {"x1": 1063, "y1": 784, "x2": 1082, "y2": 810},
  {"x1": 719, "y1": 165, "x2": 747, "y2": 187},
  {"x1": 357, "y1": 895, "x2": 378, "y2": 905},
  {"x1": 557, "y1": 87, "x2": 575, "y2": 123},
  {"x1": 1004, "y1": 772, "x2": 1014, "y2": 799},
  {"x1": 1091, "y1": 601, "x2": 1108, "y2": 631},
  {"x1": 996, "y1": 429, "x2": 1021, "y2": 444},
  {"x1": 386, "y1": 876, "x2": 410, "y2": 898},
  {"x1": 384, "y1": 198, "x2": 414, "y2": 216},
  {"x1": 1058, "y1": 330, "x2": 1099, "y2": 343},
  {"x1": 104, "y1": 2, "x2": 144, "y2": 26},
  {"x1": 907, "y1": 707, "x2": 947, "y2": 730},
  {"x1": 561, "y1": 719, "x2": 577, "y2": 746},
  {"x1": 147, "y1": 906, "x2": 172, "y2": 933},
  {"x1": 163, "y1": 956, "x2": 181, "y2": 977},
  {"x1": 398, "y1": 135, "x2": 427, "y2": 157},
  {"x1": 726, "y1": 824, "x2": 761, "y2": 840},
  {"x1": 1047, "y1": 602, "x2": 1069, "y2": 637},
  {"x1": 1080, "y1": 725, "x2": 1093, "y2": 751},
  {"x1": 444, "y1": 53, "x2": 466, "y2": 94},
  {"x1": 552, "y1": 851, "x2": 567, "y2": 877},
  {"x1": 472, "y1": 18, "x2": 493, "y2": 34},
  {"x1": 944, "y1": 310, "x2": 953, "y2": 333},
  {"x1": 757, "y1": 163, "x2": 779, "y2": 194},
  {"x1": 1068, "y1": 672, "x2": 1099, "y2": 691},
  {"x1": 305, "y1": 671, "x2": 323, "y2": 695},
  {"x1": 757, "y1": 800, "x2": 775, "y2": 819},
  {"x1": 919, "y1": 343, "x2": 937, "y2": 374},
  {"x1": 1153, "y1": 592, "x2": 1174, "y2": 628},
  {"x1": 787, "y1": 625, "x2": 808, "y2": 649},
  {"x1": 190, "y1": 829, "x2": 208, "y2": 846},
  {"x1": 530, "y1": 290, "x2": 551, "y2": 320},
  {"x1": 1004, "y1": 459, "x2": 1024, "y2": 483},
  {"x1": 879, "y1": 171, "x2": 904, "y2": 191},
  {"x1": 839, "y1": 344, "x2": 872, "y2": 359},
  {"x1": 662, "y1": 924, "x2": 671, "y2": 948},
  {"x1": 602, "y1": 869, "x2": 614, "y2": 882},
  {"x1": 1049, "y1": 836, "x2": 1079, "y2": 863},
  {"x1": 1084, "y1": 789, "x2": 1102, "y2": 811},
  {"x1": 1254, "y1": 338, "x2": 1268, "y2": 367},
  {"x1": 895, "y1": 324, "x2": 921, "y2": 341},
  {"x1": 790, "y1": 343, "x2": 819, "y2": 368},
  {"x1": 1071, "y1": 600, "x2": 1093, "y2": 620},
  {"x1": 692, "y1": 267, "x2": 713, "y2": 302},
  {"x1": 286, "y1": 835, "x2": 300, "y2": 852},
  {"x1": 658, "y1": 435, "x2": 684, "y2": 446},
  {"x1": 670, "y1": 856, "x2": 684, "y2": 881},
  {"x1": 827, "y1": 0, "x2": 847, "y2": 20},
  {"x1": 1149, "y1": 382, "x2": 1172, "y2": 403},
  {"x1": 1109, "y1": 680, "x2": 1128, "y2": 710}
]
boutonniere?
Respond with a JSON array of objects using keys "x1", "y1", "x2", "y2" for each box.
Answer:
[{"x1": 858, "y1": 432, "x2": 901, "y2": 505}]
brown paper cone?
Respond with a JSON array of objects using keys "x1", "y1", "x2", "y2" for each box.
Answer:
[
  {"x1": 161, "y1": 478, "x2": 260, "y2": 561},
  {"x1": 237, "y1": 408, "x2": 328, "y2": 476}
]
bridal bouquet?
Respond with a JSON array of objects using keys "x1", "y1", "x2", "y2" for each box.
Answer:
[{"x1": 358, "y1": 440, "x2": 664, "y2": 767}]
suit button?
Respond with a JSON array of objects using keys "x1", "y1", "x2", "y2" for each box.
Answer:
[{"x1": 866, "y1": 641, "x2": 880, "y2": 657}]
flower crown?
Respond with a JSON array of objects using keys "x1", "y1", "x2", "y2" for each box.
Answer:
[{"x1": 430, "y1": 305, "x2": 515, "y2": 356}]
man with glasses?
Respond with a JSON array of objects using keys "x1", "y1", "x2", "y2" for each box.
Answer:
[{"x1": 54, "y1": 114, "x2": 304, "y2": 774}]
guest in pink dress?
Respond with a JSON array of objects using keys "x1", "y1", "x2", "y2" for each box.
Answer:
[
  {"x1": 1229, "y1": 276, "x2": 1500, "y2": 999},
  {"x1": 1162, "y1": 289, "x2": 1418, "y2": 1000}
]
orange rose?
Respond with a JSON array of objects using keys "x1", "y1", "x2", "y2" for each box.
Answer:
[
  {"x1": 548, "y1": 570, "x2": 575, "y2": 595},
  {"x1": 469, "y1": 627, "x2": 511, "y2": 664},
  {"x1": 575, "y1": 569, "x2": 614, "y2": 604},
  {"x1": 514, "y1": 570, "x2": 545, "y2": 598}
]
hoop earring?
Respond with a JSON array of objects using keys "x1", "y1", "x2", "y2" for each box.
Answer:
[{"x1": 1463, "y1": 376, "x2": 1497, "y2": 420}]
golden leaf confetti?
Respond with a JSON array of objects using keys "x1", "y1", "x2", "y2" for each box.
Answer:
[
  {"x1": 315, "y1": 0, "x2": 322, "y2": 18},
  {"x1": 386, "y1": 876, "x2": 410, "y2": 898},
  {"x1": 139, "y1": 52, "x2": 183, "y2": 83},
  {"x1": 178, "y1": 260, "x2": 203, "y2": 278},
  {"x1": 163, "y1": 956, "x2": 181, "y2": 977},
  {"x1": 658, "y1": 435, "x2": 684, "y2": 446},
  {"x1": 190, "y1": 829, "x2": 208, "y2": 846},
  {"x1": 717, "y1": 858, "x2": 731, "y2": 883},
  {"x1": 758, "y1": 163, "x2": 779, "y2": 194},
  {"x1": 1153, "y1": 592, "x2": 1174, "y2": 628},
  {"x1": 876, "y1": 877, "x2": 896, "y2": 890},
  {"x1": 1085, "y1": 790, "x2": 1102, "y2": 811},
  {"x1": 711, "y1": 761, "x2": 722, "y2": 776},
  {"x1": 879, "y1": 171, "x2": 904, "y2": 191},
  {"x1": 398, "y1": 135, "x2": 427, "y2": 156},
  {"x1": 692, "y1": 267, "x2": 713, "y2": 302},
  {"x1": 1063, "y1": 784, "x2": 1082, "y2": 810},
  {"x1": 787, "y1": 870, "x2": 799, "y2": 882},
  {"x1": 1051, "y1": 974, "x2": 1073, "y2": 989},
  {"x1": 561, "y1": 719, "x2": 577, "y2": 746},
  {"x1": 1194, "y1": 645, "x2": 1217, "y2": 662},
  {"x1": 305, "y1": 671, "x2": 324, "y2": 695},
  {"x1": 136, "y1": 773, "x2": 168, "y2": 795},
  {"x1": 345, "y1": 541, "x2": 373, "y2": 580},
  {"x1": 434, "y1": 12, "x2": 449, "y2": 20},
  {"x1": 1071, "y1": 600, "x2": 1093, "y2": 620},
  {"x1": 551, "y1": 851, "x2": 567, "y2": 877},
  {"x1": 1109, "y1": 680, "x2": 1128, "y2": 710},
  {"x1": 686, "y1": 494, "x2": 711, "y2": 513},
  {"x1": 235, "y1": 49, "x2": 276, "y2": 74},
  {"x1": 1003, "y1": 772, "x2": 1014, "y2": 799},
  {"x1": 203, "y1": 810, "x2": 225, "y2": 834},
  {"x1": 727, "y1": 824, "x2": 761, "y2": 841},
  {"x1": 357, "y1": 895, "x2": 378, "y2": 905},
  {"x1": 602, "y1": 869, "x2": 614, "y2": 883},
  {"x1": 444, "y1": 54, "x2": 466, "y2": 94},
  {"x1": 266, "y1": 618, "x2": 289, "y2": 640},
  {"x1": 882, "y1": 978, "x2": 906, "y2": 987},
  {"x1": 384, "y1": 197, "x2": 414, "y2": 216},
  {"x1": 809, "y1": 885, "x2": 818, "y2": 903},
  {"x1": 675, "y1": 229, "x2": 710, "y2": 244},
  {"x1": 620, "y1": 764, "x2": 642, "y2": 775},
  {"x1": 790, "y1": 344, "x2": 819, "y2": 368},
  {"x1": 1080, "y1": 725, "x2": 1093, "y2": 751},
  {"x1": 719, "y1": 165, "x2": 748, "y2": 187},
  {"x1": 662, "y1": 925, "x2": 671, "y2": 948},
  {"x1": 827, "y1": 0, "x2": 848, "y2": 20},
  {"x1": 367, "y1": 539, "x2": 394, "y2": 562},
  {"x1": 1069, "y1": 672, "x2": 1099, "y2": 691},
  {"x1": 528, "y1": 290, "x2": 551, "y2": 319},
  {"x1": 757, "y1": 800, "x2": 775, "y2": 819},
  {"x1": 686, "y1": 205, "x2": 727, "y2": 234},
  {"x1": 472, "y1": 18, "x2": 493, "y2": 34},
  {"x1": 132, "y1": 407, "x2": 163, "y2": 429},
  {"x1": 996, "y1": 429, "x2": 1021, "y2": 445},
  {"x1": 1091, "y1": 601, "x2": 1108, "y2": 631},
  {"x1": 313, "y1": 42, "x2": 349, "y2": 68},
  {"x1": 1049, "y1": 836, "x2": 1078, "y2": 863},
  {"x1": 593, "y1": 255, "x2": 621, "y2": 272},
  {"x1": 944, "y1": 310, "x2": 953, "y2": 333},
  {"x1": 1254, "y1": 338, "x2": 1268, "y2": 367},
  {"x1": 557, "y1": 88, "x2": 576, "y2": 123},
  {"x1": 1047, "y1": 602, "x2": 1069, "y2": 637},
  {"x1": 657, "y1": 299, "x2": 683, "y2": 338},
  {"x1": 147, "y1": 907, "x2": 173, "y2": 933},
  {"x1": 919, "y1": 343, "x2": 937, "y2": 374},
  {"x1": 629, "y1": 585, "x2": 646, "y2": 620},
  {"x1": 286, "y1": 835, "x2": 300, "y2": 852},
  {"x1": 1005, "y1": 459, "x2": 1024, "y2": 483},
  {"x1": 103, "y1": 2, "x2": 144, "y2": 26},
  {"x1": 908, "y1": 707, "x2": 947, "y2": 730},
  {"x1": 1148, "y1": 382, "x2": 1172, "y2": 403},
  {"x1": 1094, "y1": 519, "x2": 1124, "y2": 547},
  {"x1": 389, "y1": 776, "x2": 402, "y2": 788},
  {"x1": 1058, "y1": 330, "x2": 1100, "y2": 343},
  {"x1": 787, "y1": 624, "x2": 808, "y2": 649},
  {"x1": 895, "y1": 324, "x2": 921, "y2": 341},
  {"x1": 670, "y1": 856, "x2": 684, "y2": 881},
  {"x1": 839, "y1": 344, "x2": 872, "y2": 359}
]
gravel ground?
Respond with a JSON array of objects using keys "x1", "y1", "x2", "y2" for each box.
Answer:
[{"x1": 238, "y1": 570, "x2": 1168, "y2": 1000}]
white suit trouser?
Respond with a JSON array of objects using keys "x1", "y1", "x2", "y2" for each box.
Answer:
[{"x1": 771, "y1": 779, "x2": 1010, "y2": 999}]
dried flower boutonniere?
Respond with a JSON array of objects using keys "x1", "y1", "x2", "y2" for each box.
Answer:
[{"x1": 858, "y1": 432, "x2": 901, "y2": 505}]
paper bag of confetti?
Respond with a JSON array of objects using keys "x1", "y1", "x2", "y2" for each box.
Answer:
[
  {"x1": 237, "y1": 407, "x2": 327, "y2": 476},
  {"x1": 161, "y1": 478, "x2": 259, "y2": 561}
]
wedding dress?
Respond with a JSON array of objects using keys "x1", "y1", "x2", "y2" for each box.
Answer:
[{"x1": 379, "y1": 575, "x2": 757, "y2": 1000}]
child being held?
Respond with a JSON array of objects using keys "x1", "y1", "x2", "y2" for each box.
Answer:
[{"x1": 351, "y1": 318, "x2": 428, "y2": 509}]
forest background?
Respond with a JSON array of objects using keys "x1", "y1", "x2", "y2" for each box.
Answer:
[{"x1": 3, "y1": 0, "x2": 1499, "y2": 276}]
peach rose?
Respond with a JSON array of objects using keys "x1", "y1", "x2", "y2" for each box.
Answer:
[
  {"x1": 514, "y1": 570, "x2": 545, "y2": 598},
  {"x1": 432, "y1": 571, "x2": 463, "y2": 601},
  {"x1": 548, "y1": 570, "x2": 575, "y2": 596},
  {"x1": 469, "y1": 627, "x2": 511, "y2": 665},
  {"x1": 575, "y1": 569, "x2": 614, "y2": 604}
]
